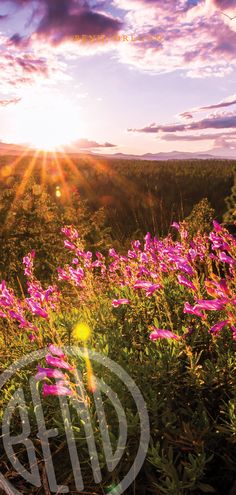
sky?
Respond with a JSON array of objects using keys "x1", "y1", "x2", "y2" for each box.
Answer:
[{"x1": 1, "y1": 0, "x2": 236, "y2": 156}]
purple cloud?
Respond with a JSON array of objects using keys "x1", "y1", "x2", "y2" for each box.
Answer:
[
  {"x1": 213, "y1": 0, "x2": 236, "y2": 9},
  {"x1": 129, "y1": 112, "x2": 236, "y2": 134},
  {"x1": 6, "y1": 0, "x2": 123, "y2": 46},
  {"x1": 1, "y1": 0, "x2": 236, "y2": 77},
  {"x1": 114, "y1": 0, "x2": 236, "y2": 76},
  {"x1": 179, "y1": 94, "x2": 236, "y2": 120},
  {"x1": 66, "y1": 138, "x2": 116, "y2": 149},
  {"x1": 0, "y1": 48, "x2": 64, "y2": 91},
  {"x1": 203, "y1": 96, "x2": 236, "y2": 109},
  {"x1": 15, "y1": 55, "x2": 49, "y2": 75},
  {"x1": 161, "y1": 131, "x2": 236, "y2": 141}
]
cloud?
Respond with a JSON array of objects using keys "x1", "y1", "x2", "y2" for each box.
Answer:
[
  {"x1": 214, "y1": 135, "x2": 236, "y2": 147},
  {"x1": 201, "y1": 96, "x2": 236, "y2": 111},
  {"x1": 6, "y1": 0, "x2": 122, "y2": 46},
  {"x1": 67, "y1": 138, "x2": 116, "y2": 149},
  {"x1": 0, "y1": 97, "x2": 21, "y2": 106},
  {"x1": 179, "y1": 94, "x2": 236, "y2": 119},
  {"x1": 15, "y1": 55, "x2": 49, "y2": 75},
  {"x1": 1, "y1": 0, "x2": 236, "y2": 77},
  {"x1": 129, "y1": 112, "x2": 236, "y2": 134},
  {"x1": 180, "y1": 112, "x2": 194, "y2": 120},
  {"x1": 0, "y1": 41, "x2": 68, "y2": 91},
  {"x1": 161, "y1": 131, "x2": 236, "y2": 141},
  {"x1": 114, "y1": 0, "x2": 236, "y2": 76},
  {"x1": 213, "y1": 0, "x2": 236, "y2": 10}
]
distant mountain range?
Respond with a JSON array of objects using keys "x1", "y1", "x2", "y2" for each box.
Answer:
[
  {"x1": 0, "y1": 141, "x2": 234, "y2": 160},
  {"x1": 100, "y1": 151, "x2": 233, "y2": 160},
  {"x1": 0, "y1": 142, "x2": 27, "y2": 155}
]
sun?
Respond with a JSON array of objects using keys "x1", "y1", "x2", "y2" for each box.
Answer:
[
  {"x1": 29, "y1": 128, "x2": 68, "y2": 151},
  {"x1": 30, "y1": 133, "x2": 64, "y2": 151},
  {"x1": 16, "y1": 93, "x2": 84, "y2": 151}
]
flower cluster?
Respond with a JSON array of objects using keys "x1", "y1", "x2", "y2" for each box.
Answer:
[
  {"x1": 58, "y1": 222, "x2": 235, "y2": 341},
  {"x1": 0, "y1": 251, "x2": 60, "y2": 342},
  {"x1": 35, "y1": 344, "x2": 74, "y2": 397},
  {"x1": 0, "y1": 221, "x2": 235, "y2": 397},
  {"x1": 0, "y1": 280, "x2": 38, "y2": 340}
]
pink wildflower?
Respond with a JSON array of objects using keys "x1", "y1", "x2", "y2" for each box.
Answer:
[
  {"x1": 150, "y1": 328, "x2": 180, "y2": 341},
  {"x1": 112, "y1": 298, "x2": 130, "y2": 307},
  {"x1": 43, "y1": 382, "x2": 73, "y2": 397},
  {"x1": 45, "y1": 354, "x2": 73, "y2": 370},
  {"x1": 48, "y1": 344, "x2": 65, "y2": 357},
  {"x1": 35, "y1": 366, "x2": 65, "y2": 380},
  {"x1": 210, "y1": 320, "x2": 229, "y2": 334},
  {"x1": 177, "y1": 275, "x2": 197, "y2": 292}
]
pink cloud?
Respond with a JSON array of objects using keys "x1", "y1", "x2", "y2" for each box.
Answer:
[
  {"x1": 114, "y1": 0, "x2": 236, "y2": 76},
  {"x1": 6, "y1": 0, "x2": 122, "y2": 47},
  {"x1": 161, "y1": 131, "x2": 236, "y2": 141},
  {"x1": 0, "y1": 40, "x2": 68, "y2": 91},
  {"x1": 0, "y1": 97, "x2": 21, "y2": 106},
  {"x1": 179, "y1": 94, "x2": 236, "y2": 119},
  {"x1": 65, "y1": 138, "x2": 116, "y2": 150},
  {"x1": 1, "y1": 0, "x2": 236, "y2": 77}
]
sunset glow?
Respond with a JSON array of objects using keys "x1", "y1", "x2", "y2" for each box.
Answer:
[
  {"x1": 0, "y1": 1, "x2": 236, "y2": 156},
  {"x1": 17, "y1": 96, "x2": 83, "y2": 151}
]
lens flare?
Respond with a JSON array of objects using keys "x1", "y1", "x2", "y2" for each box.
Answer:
[
  {"x1": 73, "y1": 322, "x2": 91, "y2": 342},
  {"x1": 85, "y1": 349, "x2": 96, "y2": 393}
]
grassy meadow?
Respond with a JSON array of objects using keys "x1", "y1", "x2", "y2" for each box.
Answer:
[{"x1": 0, "y1": 154, "x2": 236, "y2": 495}]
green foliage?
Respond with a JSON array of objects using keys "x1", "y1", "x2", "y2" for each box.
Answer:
[
  {"x1": 184, "y1": 198, "x2": 215, "y2": 236},
  {"x1": 0, "y1": 178, "x2": 111, "y2": 288},
  {"x1": 224, "y1": 166, "x2": 236, "y2": 225},
  {"x1": 0, "y1": 155, "x2": 234, "y2": 244},
  {"x1": 0, "y1": 156, "x2": 236, "y2": 493}
]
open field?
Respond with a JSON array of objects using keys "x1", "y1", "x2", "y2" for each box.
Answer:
[{"x1": 0, "y1": 155, "x2": 236, "y2": 494}]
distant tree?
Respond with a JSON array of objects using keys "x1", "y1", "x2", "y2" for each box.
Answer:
[
  {"x1": 0, "y1": 179, "x2": 111, "y2": 289},
  {"x1": 183, "y1": 198, "x2": 215, "y2": 237},
  {"x1": 223, "y1": 167, "x2": 236, "y2": 226}
]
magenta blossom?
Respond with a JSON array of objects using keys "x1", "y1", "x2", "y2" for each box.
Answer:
[
  {"x1": 61, "y1": 226, "x2": 79, "y2": 240},
  {"x1": 184, "y1": 302, "x2": 204, "y2": 318},
  {"x1": 177, "y1": 275, "x2": 197, "y2": 292},
  {"x1": 150, "y1": 328, "x2": 180, "y2": 341},
  {"x1": 133, "y1": 280, "x2": 162, "y2": 295},
  {"x1": 23, "y1": 251, "x2": 35, "y2": 277},
  {"x1": 210, "y1": 320, "x2": 229, "y2": 334},
  {"x1": 35, "y1": 366, "x2": 65, "y2": 381},
  {"x1": 45, "y1": 354, "x2": 73, "y2": 370},
  {"x1": 232, "y1": 326, "x2": 236, "y2": 340},
  {"x1": 48, "y1": 344, "x2": 65, "y2": 357},
  {"x1": 171, "y1": 222, "x2": 180, "y2": 230},
  {"x1": 109, "y1": 248, "x2": 119, "y2": 259},
  {"x1": 146, "y1": 284, "x2": 162, "y2": 297},
  {"x1": 213, "y1": 221, "x2": 223, "y2": 232},
  {"x1": 196, "y1": 299, "x2": 227, "y2": 311},
  {"x1": 43, "y1": 382, "x2": 73, "y2": 397},
  {"x1": 219, "y1": 252, "x2": 235, "y2": 266},
  {"x1": 26, "y1": 299, "x2": 48, "y2": 318},
  {"x1": 133, "y1": 280, "x2": 153, "y2": 290},
  {"x1": 176, "y1": 261, "x2": 194, "y2": 276},
  {"x1": 57, "y1": 268, "x2": 70, "y2": 281},
  {"x1": 64, "y1": 240, "x2": 76, "y2": 251},
  {"x1": 112, "y1": 298, "x2": 130, "y2": 308}
]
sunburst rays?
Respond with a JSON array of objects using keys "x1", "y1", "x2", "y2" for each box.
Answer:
[{"x1": 1, "y1": 143, "x2": 143, "y2": 236}]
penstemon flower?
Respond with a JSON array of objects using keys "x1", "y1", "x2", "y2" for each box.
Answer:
[
  {"x1": 150, "y1": 328, "x2": 180, "y2": 341},
  {"x1": 42, "y1": 382, "x2": 74, "y2": 397},
  {"x1": 112, "y1": 298, "x2": 130, "y2": 308}
]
